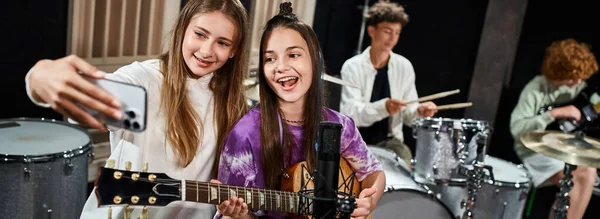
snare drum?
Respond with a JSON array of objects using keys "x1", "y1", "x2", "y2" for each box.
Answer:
[
  {"x1": 0, "y1": 118, "x2": 92, "y2": 219},
  {"x1": 369, "y1": 146, "x2": 454, "y2": 218},
  {"x1": 432, "y1": 156, "x2": 531, "y2": 219},
  {"x1": 412, "y1": 117, "x2": 491, "y2": 184}
]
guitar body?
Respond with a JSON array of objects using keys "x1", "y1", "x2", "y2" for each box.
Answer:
[
  {"x1": 280, "y1": 158, "x2": 371, "y2": 219},
  {"x1": 539, "y1": 85, "x2": 600, "y2": 137}
]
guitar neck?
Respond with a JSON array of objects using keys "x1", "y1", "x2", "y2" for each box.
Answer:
[{"x1": 183, "y1": 181, "x2": 301, "y2": 214}]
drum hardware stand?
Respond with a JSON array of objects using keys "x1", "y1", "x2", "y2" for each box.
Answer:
[
  {"x1": 552, "y1": 131, "x2": 590, "y2": 219},
  {"x1": 474, "y1": 130, "x2": 490, "y2": 163},
  {"x1": 454, "y1": 126, "x2": 477, "y2": 219},
  {"x1": 553, "y1": 163, "x2": 575, "y2": 219},
  {"x1": 456, "y1": 125, "x2": 494, "y2": 219}
]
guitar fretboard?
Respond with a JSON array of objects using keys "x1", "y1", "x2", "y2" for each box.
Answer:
[{"x1": 183, "y1": 181, "x2": 301, "y2": 214}]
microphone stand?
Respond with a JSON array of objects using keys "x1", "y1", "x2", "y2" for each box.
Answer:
[
  {"x1": 355, "y1": 0, "x2": 370, "y2": 55},
  {"x1": 297, "y1": 161, "x2": 359, "y2": 219},
  {"x1": 337, "y1": 196, "x2": 356, "y2": 219},
  {"x1": 337, "y1": 169, "x2": 358, "y2": 219}
]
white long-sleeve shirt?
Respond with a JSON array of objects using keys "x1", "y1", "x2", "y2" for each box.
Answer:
[
  {"x1": 26, "y1": 59, "x2": 218, "y2": 218},
  {"x1": 340, "y1": 47, "x2": 420, "y2": 142}
]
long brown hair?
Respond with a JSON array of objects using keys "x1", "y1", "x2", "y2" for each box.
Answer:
[
  {"x1": 258, "y1": 2, "x2": 325, "y2": 189},
  {"x1": 159, "y1": 0, "x2": 249, "y2": 168}
]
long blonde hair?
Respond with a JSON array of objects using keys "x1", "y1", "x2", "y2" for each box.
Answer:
[{"x1": 159, "y1": 0, "x2": 249, "y2": 168}]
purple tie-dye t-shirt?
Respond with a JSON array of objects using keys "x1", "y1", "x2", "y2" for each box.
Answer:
[{"x1": 215, "y1": 107, "x2": 383, "y2": 218}]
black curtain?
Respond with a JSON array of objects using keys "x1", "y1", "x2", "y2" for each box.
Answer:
[{"x1": 0, "y1": 1, "x2": 68, "y2": 120}]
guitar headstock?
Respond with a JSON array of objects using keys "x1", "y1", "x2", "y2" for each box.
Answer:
[{"x1": 95, "y1": 160, "x2": 182, "y2": 207}]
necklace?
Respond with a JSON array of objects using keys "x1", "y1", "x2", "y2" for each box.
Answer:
[{"x1": 282, "y1": 117, "x2": 305, "y2": 124}]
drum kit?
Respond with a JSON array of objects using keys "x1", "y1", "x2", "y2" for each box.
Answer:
[{"x1": 371, "y1": 116, "x2": 600, "y2": 219}]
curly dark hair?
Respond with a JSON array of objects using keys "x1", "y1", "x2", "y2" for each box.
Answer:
[
  {"x1": 366, "y1": 0, "x2": 409, "y2": 27},
  {"x1": 542, "y1": 38, "x2": 598, "y2": 80}
]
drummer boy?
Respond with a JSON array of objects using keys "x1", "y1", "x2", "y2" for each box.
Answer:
[
  {"x1": 510, "y1": 38, "x2": 598, "y2": 218},
  {"x1": 339, "y1": 0, "x2": 437, "y2": 165}
]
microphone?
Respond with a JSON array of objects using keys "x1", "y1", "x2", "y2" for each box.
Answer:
[{"x1": 313, "y1": 121, "x2": 342, "y2": 219}]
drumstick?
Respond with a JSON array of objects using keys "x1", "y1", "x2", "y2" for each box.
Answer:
[
  {"x1": 321, "y1": 74, "x2": 360, "y2": 88},
  {"x1": 404, "y1": 89, "x2": 460, "y2": 104},
  {"x1": 435, "y1": 102, "x2": 472, "y2": 111}
]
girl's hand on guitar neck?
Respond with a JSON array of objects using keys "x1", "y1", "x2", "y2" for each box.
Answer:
[
  {"x1": 211, "y1": 180, "x2": 251, "y2": 219},
  {"x1": 350, "y1": 187, "x2": 378, "y2": 219}
]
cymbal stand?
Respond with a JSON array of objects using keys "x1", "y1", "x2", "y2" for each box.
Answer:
[
  {"x1": 553, "y1": 131, "x2": 588, "y2": 219},
  {"x1": 552, "y1": 163, "x2": 576, "y2": 219}
]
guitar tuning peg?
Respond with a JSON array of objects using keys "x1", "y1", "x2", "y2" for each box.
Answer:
[
  {"x1": 125, "y1": 161, "x2": 132, "y2": 171},
  {"x1": 142, "y1": 162, "x2": 149, "y2": 172},
  {"x1": 124, "y1": 205, "x2": 132, "y2": 219},
  {"x1": 141, "y1": 206, "x2": 149, "y2": 219},
  {"x1": 107, "y1": 206, "x2": 112, "y2": 219},
  {"x1": 106, "y1": 159, "x2": 115, "y2": 168}
]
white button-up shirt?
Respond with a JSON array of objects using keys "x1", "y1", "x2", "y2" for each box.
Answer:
[{"x1": 340, "y1": 46, "x2": 420, "y2": 142}]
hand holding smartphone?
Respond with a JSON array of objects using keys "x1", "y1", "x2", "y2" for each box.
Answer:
[{"x1": 81, "y1": 76, "x2": 147, "y2": 132}]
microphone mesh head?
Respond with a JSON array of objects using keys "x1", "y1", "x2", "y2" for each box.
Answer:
[{"x1": 318, "y1": 122, "x2": 342, "y2": 153}]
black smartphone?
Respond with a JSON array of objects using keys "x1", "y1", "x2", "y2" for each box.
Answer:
[{"x1": 81, "y1": 76, "x2": 147, "y2": 132}]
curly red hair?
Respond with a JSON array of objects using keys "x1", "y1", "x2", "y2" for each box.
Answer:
[{"x1": 541, "y1": 38, "x2": 598, "y2": 80}]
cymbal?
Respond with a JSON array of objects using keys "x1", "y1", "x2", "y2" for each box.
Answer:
[{"x1": 520, "y1": 130, "x2": 600, "y2": 168}]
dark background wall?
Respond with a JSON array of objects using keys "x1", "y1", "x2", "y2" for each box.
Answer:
[{"x1": 0, "y1": 1, "x2": 68, "y2": 121}]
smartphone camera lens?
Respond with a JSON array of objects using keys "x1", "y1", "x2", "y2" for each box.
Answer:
[
  {"x1": 133, "y1": 122, "x2": 140, "y2": 130},
  {"x1": 126, "y1": 110, "x2": 136, "y2": 118},
  {"x1": 124, "y1": 119, "x2": 131, "y2": 129}
]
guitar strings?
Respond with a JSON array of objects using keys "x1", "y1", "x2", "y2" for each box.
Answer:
[
  {"x1": 119, "y1": 175, "x2": 353, "y2": 201},
  {"x1": 113, "y1": 176, "x2": 321, "y2": 213},
  {"x1": 119, "y1": 175, "x2": 299, "y2": 199}
]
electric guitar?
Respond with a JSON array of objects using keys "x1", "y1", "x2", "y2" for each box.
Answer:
[
  {"x1": 94, "y1": 159, "x2": 369, "y2": 219},
  {"x1": 538, "y1": 87, "x2": 600, "y2": 133}
]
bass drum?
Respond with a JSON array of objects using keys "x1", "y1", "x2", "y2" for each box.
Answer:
[
  {"x1": 368, "y1": 146, "x2": 454, "y2": 218},
  {"x1": 431, "y1": 156, "x2": 532, "y2": 219}
]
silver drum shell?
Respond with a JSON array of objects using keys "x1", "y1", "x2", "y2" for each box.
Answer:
[
  {"x1": 0, "y1": 118, "x2": 92, "y2": 219},
  {"x1": 412, "y1": 117, "x2": 491, "y2": 185}
]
